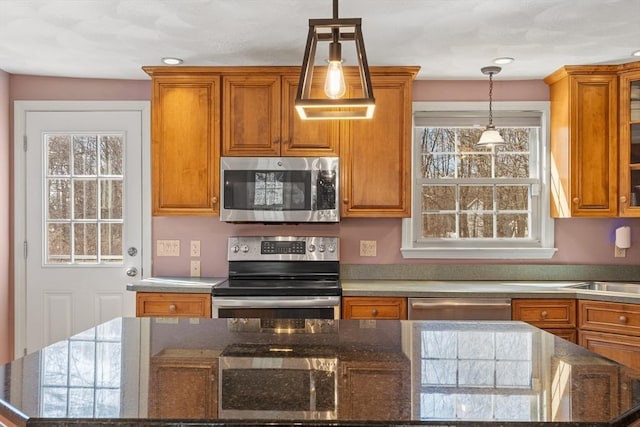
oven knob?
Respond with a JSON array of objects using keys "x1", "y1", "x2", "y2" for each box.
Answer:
[
  {"x1": 328, "y1": 244, "x2": 336, "y2": 253},
  {"x1": 232, "y1": 245, "x2": 240, "y2": 253},
  {"x1": 241, "y1": 245, "x2": 249, "y2": 253},
  {"x1": 318, "y1": 245, "x2": 325, "y2": 252},
  {"x1": 308, "y1": 244, "x2": 316, "y2": 252}
]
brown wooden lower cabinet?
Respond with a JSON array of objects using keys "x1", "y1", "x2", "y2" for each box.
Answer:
[
  {"x1": 136, "y1": 292, "x2": 211, "y2": 317},
  {"x1": 579, "y1": 330, "x2": 640, "y2": 371},
  {"x1": 338, "y1": 355, "x2": 410, "y2": 420},
  {"x1": 149, "y1": 349, "x2": 219, "y2": 419},
  {"x1": 341, "y1": 297, "x2": 407, "y2": 319},
  {"x1": 512, "y1": 298, "x2": 577, "y2": 343},
  {"x1": 0, "y1": 413, "x2": 17, "y2": 427},
  {"x1": 550, "y1": 355, "x2": 620, "y2": 422}
]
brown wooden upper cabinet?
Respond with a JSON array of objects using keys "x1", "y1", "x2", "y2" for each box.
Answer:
[
  {"x1": 545, "y1": 60, "x2": 640, "y2": 218},
  {"x1": 144, "y1": 65, "x2": 418, "y2": 217},
  {"x1": 341, "y1": 69, "x2": 417, "y2": 218},
  {"x1": 222, "y1": 73, "x2": 340, "y2": 157},
  {"x1": 144, "y1": 68, "x2": 221, "y2": 216}
]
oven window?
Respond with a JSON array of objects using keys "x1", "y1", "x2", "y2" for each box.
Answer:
[
  {"x1": 217, "y1": 308, "x2": 334, "y2": 319},
  {"x1": 223, "y1": 170, "x2": 311, "y2": 211},
  {"x1": 221, "y1": 369, "x2": 335, "y2": 411}
]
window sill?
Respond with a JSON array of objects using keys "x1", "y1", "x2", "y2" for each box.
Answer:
[{"x1": 400, "y1": 247, "x2": 558, "y2": 260}]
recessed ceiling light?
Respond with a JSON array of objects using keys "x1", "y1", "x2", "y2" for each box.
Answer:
[
  {"x1": 632, "y1": 50, "x2": 640, "y2": 57},
  {"x1": 161, "y1": 57, "x2": 184, "y2": 65},
  {"x1": 493, "y1": 57, "x2": 514, "y2": 65}
]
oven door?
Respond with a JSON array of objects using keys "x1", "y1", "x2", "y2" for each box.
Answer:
[
  {"x1": 212, "y1": 296, "x2": 341, "y2": 319},
  {"x1": 219, "y1": 356, "x2": 337, "y2": 420}
]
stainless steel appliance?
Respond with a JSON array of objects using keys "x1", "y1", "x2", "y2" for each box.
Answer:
[
  {"x1": 220, "y1": 157, "x2": 339, "y2": 223},
  {"x1": 408, "y1": 298, "x2": 512, "y2": 320},
  {"x1": 218, "y1": 341, "x2": 338, "y2": 420},
  {"x1": 212, "y1": 236, "x2": 341, "y2": 319}
]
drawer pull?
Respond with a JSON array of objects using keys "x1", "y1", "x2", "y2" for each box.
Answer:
[
  {"x1": 619, "y1": 315, "x2": 628, "y2": 323},
  {"x1": 540, "y1": 311, "x2": 548, "y2": 319},
  {"x1": 371, "y1": 308, "x2": 378, "y2": 316},
  {"x1": 169, "y1": 304, "x2": 177, "y2": 312}
]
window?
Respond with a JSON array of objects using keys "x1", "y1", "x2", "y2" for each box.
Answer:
[{"x1": 402, "y1": 102, "x2": 555, "y2": 259}]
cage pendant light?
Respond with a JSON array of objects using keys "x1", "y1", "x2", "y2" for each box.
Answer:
[
  {"x1": 477, "y1": 66, "x2": 505, "y2": 147},
  {"x1": 295, "y1": 0, "x2": 375, "y2": 120}
]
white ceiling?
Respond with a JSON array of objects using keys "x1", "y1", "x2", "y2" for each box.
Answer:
[{"x1": 1, "y1": 0, "x2": 639, "y2": 81}]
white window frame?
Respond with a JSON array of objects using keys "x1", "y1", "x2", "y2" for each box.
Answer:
[{"x1": 401, "y1": 101, "x2": 556, "y2": 259}]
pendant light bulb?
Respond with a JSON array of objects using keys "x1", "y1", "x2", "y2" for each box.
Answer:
[
  {"x1": 324, "y1": 37, "x2": 346, "y2": 99},
  {"x1": 325, "y1": 59, "x2": 346, "y2": 99}
]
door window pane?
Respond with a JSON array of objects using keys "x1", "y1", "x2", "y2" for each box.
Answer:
[{"x1": 45, "y1": 133, "x2": 124, "y2": 264}]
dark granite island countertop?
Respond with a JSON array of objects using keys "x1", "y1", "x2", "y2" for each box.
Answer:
[{"x1": 1, "y1": 318, "x2": 640, "y2": 427}]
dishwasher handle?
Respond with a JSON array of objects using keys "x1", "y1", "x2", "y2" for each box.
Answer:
[
  {"x1": 410, "y1": 301, "x2": 512, "y2": 310},
  {"x1": 408, "y1": 298, "x2": 512, "y2": 321}
]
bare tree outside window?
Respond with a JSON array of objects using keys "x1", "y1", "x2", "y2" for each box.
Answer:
[
  {"x1": 45, "y1": 133, "x2": 124, "y2": 265},
  {"x1": 418, "y1": 127, "x2": 535, "y2": 241}
]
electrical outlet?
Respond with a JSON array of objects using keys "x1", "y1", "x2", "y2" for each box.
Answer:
[
  {"x1": 190, "y1": 260, "x2": 201, "y2": 277},
  {"x1": 190, "y1": 240, "x2": 201, "y2": 257},
  {"x1": 615, "y1": 246, "x2": 627, "y2": 258},
  {"x1": 359, "y1": 240, "x2": 377, "y2": 257},
  {"x1": 359, "y1": 320, "x2": 377, "y2": 328},
  {"x1": 157, "y1": 240, "x2": 180, "y2": 256}
]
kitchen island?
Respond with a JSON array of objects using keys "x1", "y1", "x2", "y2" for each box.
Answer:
[{"x1": 1, "y1": 317, "x2": 639, "y2": 426}]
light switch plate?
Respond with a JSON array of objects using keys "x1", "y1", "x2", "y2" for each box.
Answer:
[
  {"x1": 157, "y1": 240, "x2": 180, "y2": 256},
  {"x1": 359, "y1": 240, "x2": 377, "y2": 257}
]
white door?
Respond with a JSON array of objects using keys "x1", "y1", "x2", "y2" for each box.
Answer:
[{"x1": 14, "y1": 101, "x2": 150, "y2": 356}]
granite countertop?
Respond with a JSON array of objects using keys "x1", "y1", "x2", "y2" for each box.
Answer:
[
  {"x1": 1, "y1": 317, "x2": 640, "y2": 426},
  {"x1": 126, "y1": 276, "x2": 227, "y2": 293},
  {"x1": 128, "y1": 276, "x2": 640, "y2": 304},
  {"x1": 342, "y1": 280, "x2": 640, "y2": 303}
]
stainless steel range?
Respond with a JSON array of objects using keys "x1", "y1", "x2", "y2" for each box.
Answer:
[{"x1": 211, "y1": 236, "x2": 341, "y2": 319}]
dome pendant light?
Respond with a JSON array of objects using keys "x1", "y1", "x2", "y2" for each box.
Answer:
[{"x1": 477, "y1": 66, "x2": 505, "y2": 148}]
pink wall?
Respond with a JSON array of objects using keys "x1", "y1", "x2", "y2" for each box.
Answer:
[
  {"x1": 0, "y1": 70, "x2": 9, "y2": 364},
  {"x1": 5, "y1": 75, "x2": 640, "y2": 354}
]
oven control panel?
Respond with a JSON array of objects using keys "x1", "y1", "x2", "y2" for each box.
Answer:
[{"x1": 228, "y1": 236, "x2": 339, "y2": 261}]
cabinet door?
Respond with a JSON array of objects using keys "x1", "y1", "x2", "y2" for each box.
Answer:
[
  {"x1": 339, "y1": 359, "x2": 410, "y2": 420},
  {"x1": 548, "y1": 71, "x2": 618, "y2": 217},
  {"x1": 342, "y1": 297, "x2": 407, "y2": 319},
  {"x1": 578, "y1": 299, "x2": 640, "y2": 336},
  {"x1": 619, "y1": 70, "x2": 640, "y2": 216},
  {"x1": 222, "y1": 75, "x2": 281, "y2": 156},
  {"x1": 149, "y1": 350, "x2": 218, "y2": 418},
  {"x1": 136, "y1": 292, "x2": 211, "y2": 317},
  {"x1": 341, "y1": 73, "x2": 413, "y2": 217},
  {"x1": 511, "y1": 298, "x2": 576, "y2": 328},
  {"x1": 280, "y1": 74, "x2": 340, "y2": 156},
  {"x1": 152, "y1": 76, "x2": 220, "y2": 215},
  {"x1": 579, "y1": 330, "x2": 640, "y2": 371}
]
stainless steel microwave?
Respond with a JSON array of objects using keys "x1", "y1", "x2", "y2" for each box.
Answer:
[{"x1": 220, "y1": 157, "x2": 339, "y2": 223}]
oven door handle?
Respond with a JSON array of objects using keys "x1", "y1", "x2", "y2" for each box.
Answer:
[{"x1": 212, "y1": 296, "x2": 341, "y2": 308}]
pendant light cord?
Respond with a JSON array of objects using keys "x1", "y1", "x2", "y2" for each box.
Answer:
[{"x1": 488, "y1": 72, "x2": 494, "y2": 126}]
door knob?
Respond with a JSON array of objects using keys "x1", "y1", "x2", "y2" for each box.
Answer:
[
  {"x1": 126, "y1": 267, "x2": 138, "y2": 277},
  {"x1": 127, "y1": 247, "x2": 138, "y2": 257}
]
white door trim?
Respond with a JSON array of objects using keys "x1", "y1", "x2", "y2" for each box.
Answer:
[{"x1": 13, "y1": 100, "x2": 151, "y2": 359}]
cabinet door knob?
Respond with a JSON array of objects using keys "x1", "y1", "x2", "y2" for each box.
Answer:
[
  {"x1": 540, "y1": 311, "x2": 548, "y2": 319},
  {"x1": 572, "y1": 197, "x2": 580, "y2": 204},
  {"x1": 343, "y1": 199, "x2": 349, "y2": 204},
  {"x1": 371, "y1": 308, "x2": 378, "y2": 316},
  {"x1": 620, "y1": 196, "x2": 628, "y2": 204},
  {"x1": 169, "y1": 304, "x2": 177, "y2": 312},
  {"x1": 211, "y1": 196, "x2": 218, "y2": 204},
  {"x1": 619, "y1": 315, "x2": 628, "y2": 323}
]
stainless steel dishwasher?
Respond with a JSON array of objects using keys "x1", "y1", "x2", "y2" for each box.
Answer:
[{"x1": 408, "y1": 298, "x2": 512, "y2": 320}]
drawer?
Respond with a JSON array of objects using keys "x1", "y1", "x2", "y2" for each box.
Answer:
[
  {"x1": 342, "y1": 297, "x2": 407, "y2": 320},
  {"x1": 136, "y1": 292, "x2": 212, "y2": 317},
  {"x1": 512, "y1": 298, "x2": 576, "y2": 328},
  {"x1": 579, "y1": 300, "x2": 640, "y2": 336}
]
